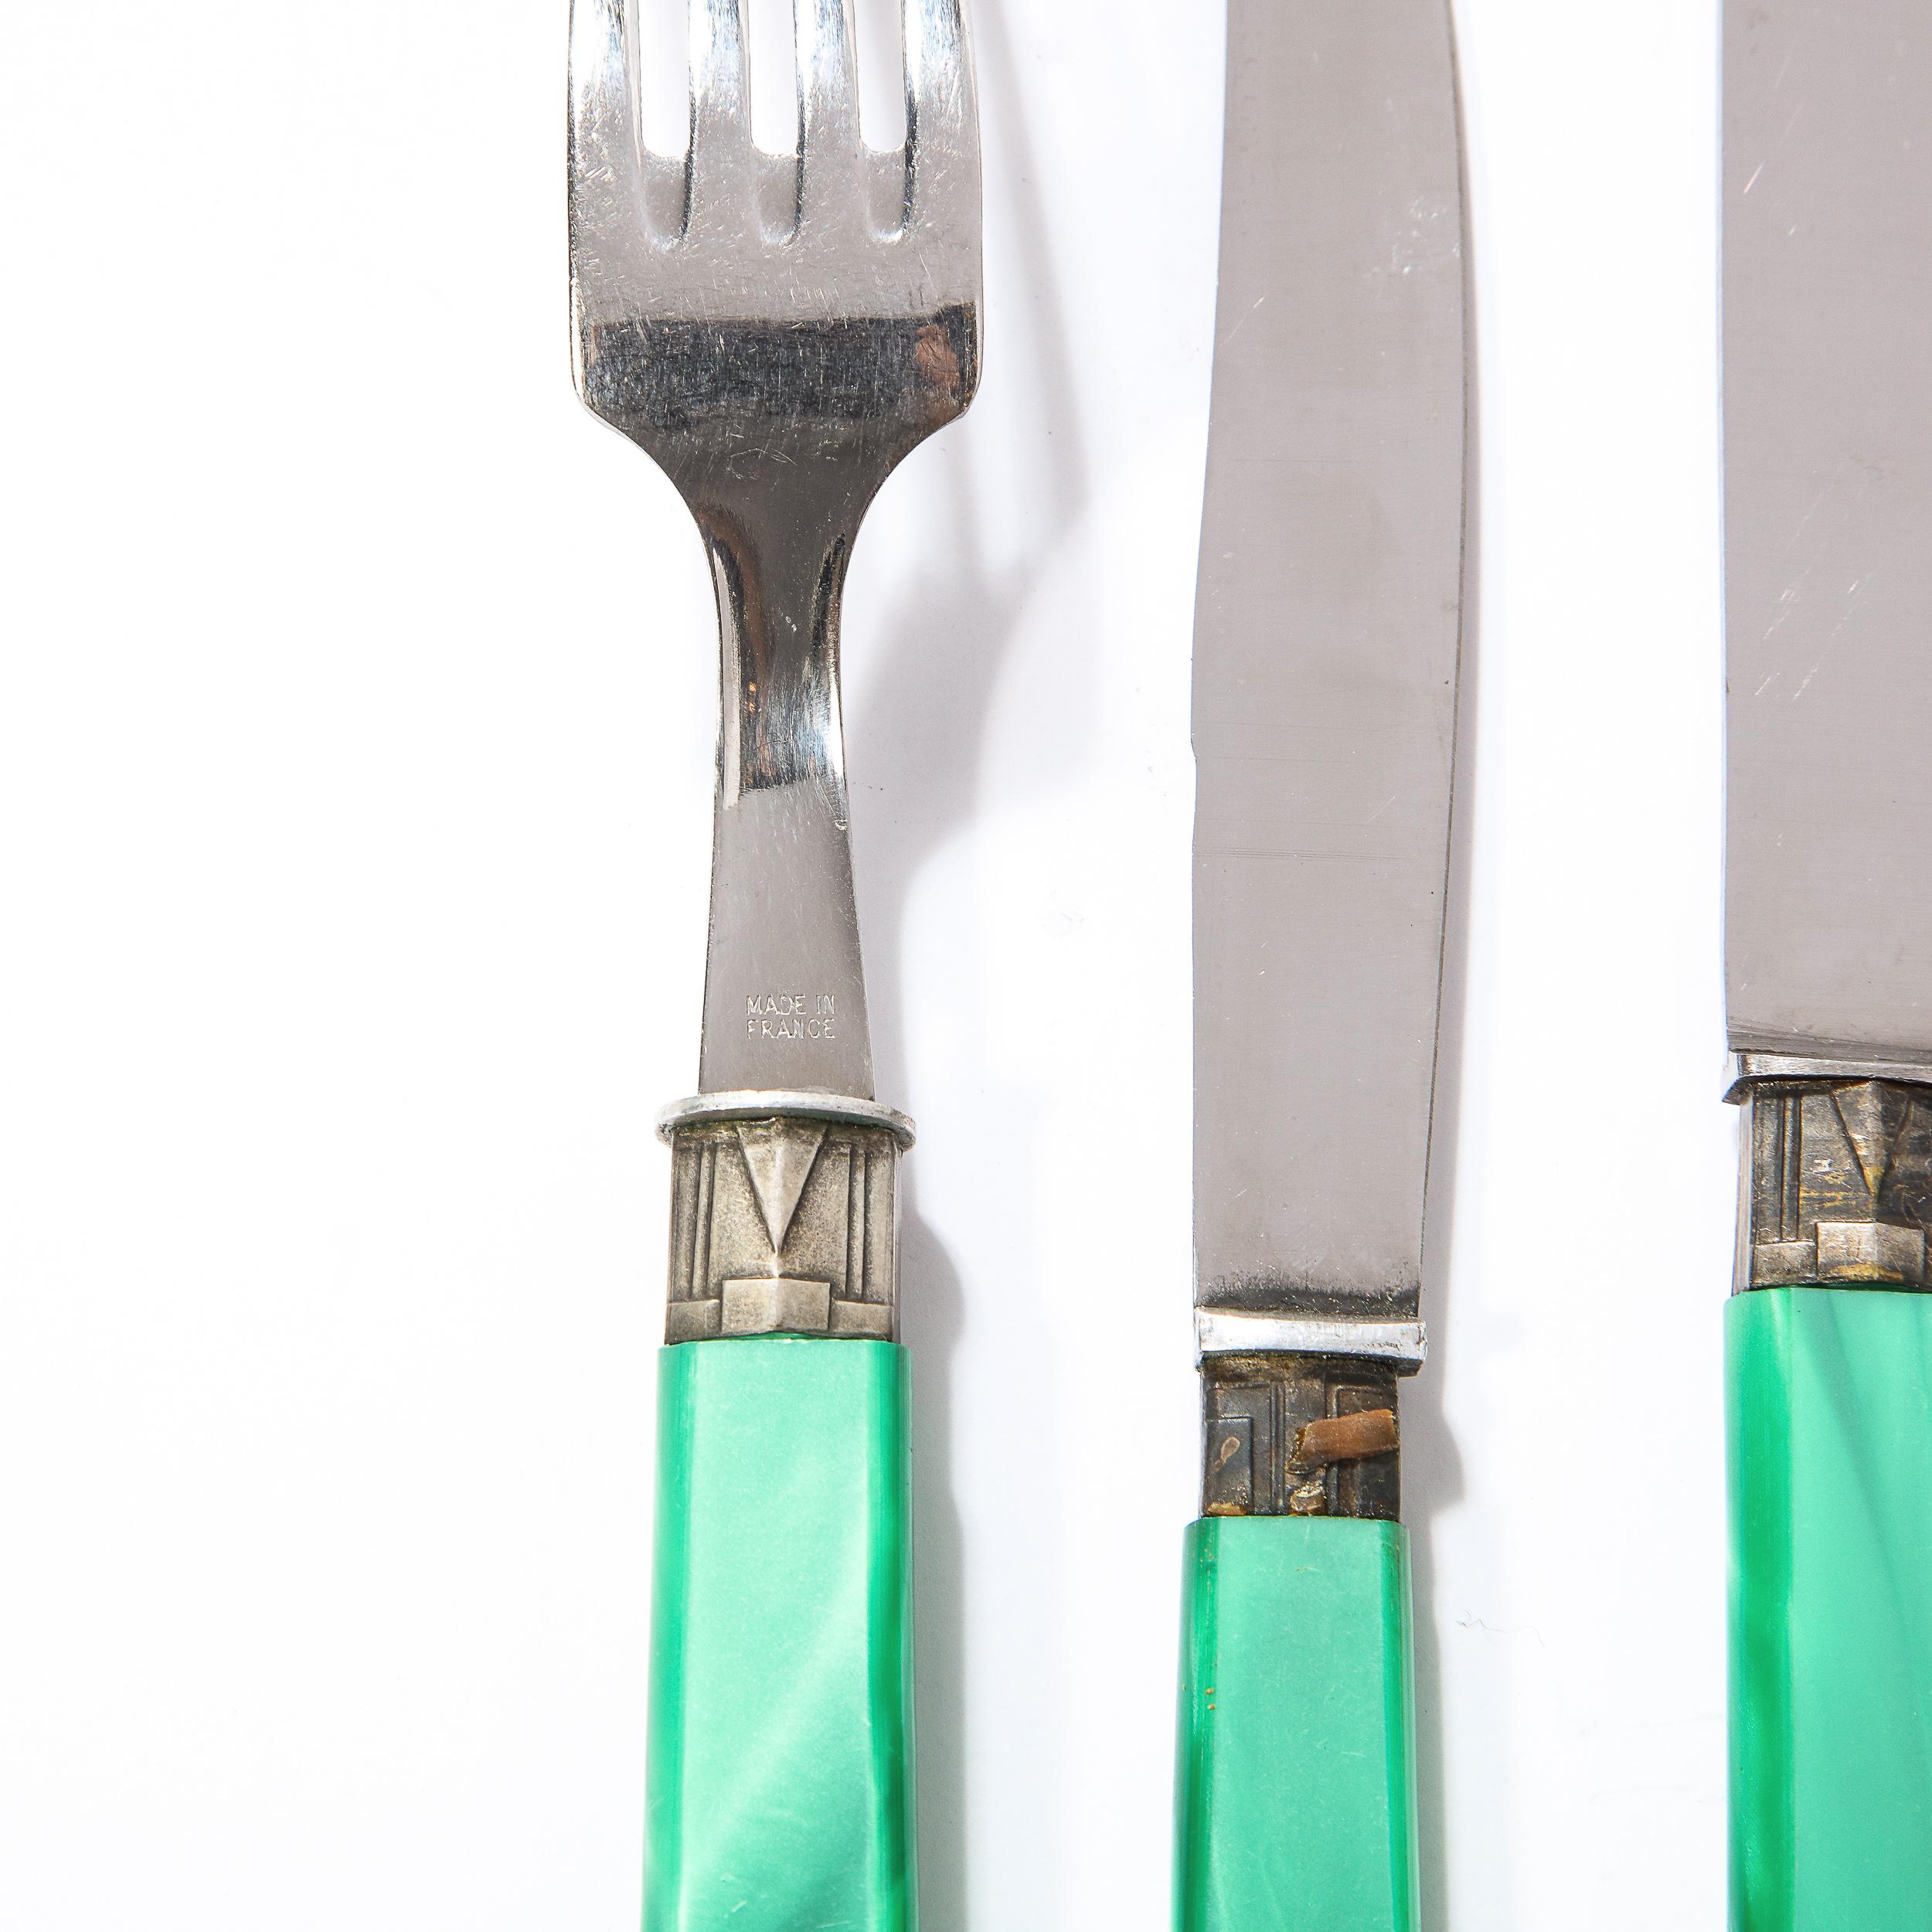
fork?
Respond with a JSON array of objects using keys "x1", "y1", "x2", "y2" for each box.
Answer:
[{"x1": 566, "y1": 2, "x2": 981, "y2": 1925}]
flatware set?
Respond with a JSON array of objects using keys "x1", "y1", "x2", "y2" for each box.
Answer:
[{"x1": 563, "y1": 2, "x2": 1932, "y2": 1927}]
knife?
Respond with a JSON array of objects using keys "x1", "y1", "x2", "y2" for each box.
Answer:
[
  {"x1": 1172, "y1": 4, "x2": 1468, "y2": 1927},
  {"x1": 1722, "y1": 5, "x2": 1932, "y2": 1926}
]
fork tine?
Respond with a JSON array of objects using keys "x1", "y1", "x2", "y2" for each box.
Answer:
[
  {"x1": 688, "y1": 0, "x2": 757, "y2": 225},
  {"x1": 568, "y1": 0, "x2": 645, "y2": 230},
  {"x1": 902, "y1": 0, "x2": 978, "y2": 234},
  {"x1": 795, "y1": 0, "x2": 865, "y2": 225},
  {"x1": 797, "y1": 0, "x2": 861, "y2": 153}
]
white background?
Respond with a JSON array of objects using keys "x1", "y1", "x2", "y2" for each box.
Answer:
[{"x1": 0, "y1": 1, "x2": 1733, "y2": 1926}]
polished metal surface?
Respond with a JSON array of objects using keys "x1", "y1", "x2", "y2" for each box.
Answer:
[
  {"x1": 658, "y1": 1088, "x2": 916, "y2": 1147},
  {"x1": 1723, "y1": 0, "x2": 1932, "y2": 1063},
  {"x1": 1192, "y1": 0, "x2": 1468, "y2": 1325},
  {"x1": 1195, "y1": 1311, "x2": 1427, "y2": 1371},
  {"x1": 1728, "y1": 1053, "x2": 1932, "y2": 1103},
  {"x1": 570, "y1": 0, "x2": 981, "y2": 1100}
]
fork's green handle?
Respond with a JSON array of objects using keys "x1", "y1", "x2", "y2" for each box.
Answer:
[
  {"x1": 1728, "y1": 1288, "x2": 1932, "y2": 1932},
  {"x1": 1173, "y1": 1515, "x2": 1419, "y2": 1932},
  {"x1": 645, "y1": 1337, "x2": 915, "y2": 1932}
]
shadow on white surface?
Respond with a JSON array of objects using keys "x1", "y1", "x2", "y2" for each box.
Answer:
[{"x1": 849, "y1": 2, "x2": 1098, "y2": 1924}]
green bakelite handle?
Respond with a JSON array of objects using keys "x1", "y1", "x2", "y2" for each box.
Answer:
[
  {"x1": 645, "y1": 1337, "x2": 915, "y2": 1932},
  {"x1": 1173, "y1": 1515, "x2": 1419, "y2": 1932},
  {"x1": 1729, "y1": 1288, "x2": 1932, "y2": 1931}
]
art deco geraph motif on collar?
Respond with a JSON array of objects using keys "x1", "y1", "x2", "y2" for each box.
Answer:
[{"x1": 663, "y1": 1113, "x2": 900, "y2": 1342}]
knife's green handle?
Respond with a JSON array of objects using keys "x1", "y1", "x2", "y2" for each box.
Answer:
[
  {"x1": 1173, "y1": 1515, "x2": 1419, "y2": 1932},
  {"x1": 645, "y1": 1336, "x2": 914, "y2": 1932},
  {"x1": 1728, "y1": 1287, "x2": 1932, "y2": 1931}
]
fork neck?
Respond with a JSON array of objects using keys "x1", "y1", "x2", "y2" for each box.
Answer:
[
  {"x1": 689, "y1": 478, "x2": 878, "y2": 1100},
  {"x1": 695, "y1": 488, "x2": 859, "y2": 807}
]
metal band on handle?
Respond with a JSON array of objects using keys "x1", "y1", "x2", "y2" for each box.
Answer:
[
  {"x1": 1724, "y1": 1051, "x2": 1932, "y2": 1102},
  {"x1": 1195, "y1": 1311, "x2": 1427, "y2": 1369},
  {"x1": 658, "y1": 1090, "x2": 916, "y2": 1148},
  {"x1": 661, "y1": 1094, "x2": 910, "y2": 1345},
  {"x1": 1729, "y1": 1076, "x2": 1932, "y2": 1295}
]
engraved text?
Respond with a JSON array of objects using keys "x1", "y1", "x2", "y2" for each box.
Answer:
[{"x1": 745, "y1": 992, "x2": 837, "y2": 1041}]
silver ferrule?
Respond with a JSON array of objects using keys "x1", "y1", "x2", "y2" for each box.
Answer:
[
  {"x1": 663, "y1": 1100, "x2": 903, "y2": 1344},
  {"x1": 1196, "y1": 1309, "x2": 1427, "y2": 1369},
  {"x1": 1730, "y1": 1073, "x2": 1932, "y2": 1294}
]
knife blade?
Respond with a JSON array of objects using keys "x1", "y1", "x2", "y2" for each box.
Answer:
[
  {"x1": 1722, "y1": 5, "x2": 1932, "y2": 1926},
  {"x1": 1175, "y1": 2, "x2": 1468, "y2": 1926}
]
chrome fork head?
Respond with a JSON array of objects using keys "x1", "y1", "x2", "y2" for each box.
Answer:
[
  {"x1": 568, "y1": 0, "x2": 981, "y2": 489},
  {"x1": 567, "y1": 0, "x2": 982, "y2": 1103}
]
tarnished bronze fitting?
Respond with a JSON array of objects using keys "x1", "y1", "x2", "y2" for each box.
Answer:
[
  {"x1": 1200, "y1": 1355, "x2": 1401, "y2": 1522},
  {"x1": 1734, "y1": 1077, "x2": 1932, "y2": 1294}
]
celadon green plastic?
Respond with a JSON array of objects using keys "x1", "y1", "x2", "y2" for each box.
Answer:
[
  {"x1": 1174, "y1": 1515, "x2": 1417, "y2": 1932},
  {"x1": 1729, "y1": 1288, "x2": 1932, "y2": 1932},
  {"x1": 646, "y1": 1337, "x2": 914, "y2": 1932}
]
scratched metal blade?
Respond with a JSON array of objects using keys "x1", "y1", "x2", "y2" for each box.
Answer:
[
  {"x1": 1192, "y1": 0, "x2": 1468, "y2": 1316},
  {"x1": 1724, "y1": 1, "x2": 1932, "y2": 1064}
]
